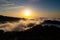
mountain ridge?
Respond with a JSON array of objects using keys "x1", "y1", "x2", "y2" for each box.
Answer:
[{"x1": 0, "y1": 15, "x2": 26, "y2": 23}]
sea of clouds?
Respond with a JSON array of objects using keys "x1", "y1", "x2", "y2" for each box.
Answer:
[{"x1": 0, "y1": 19, "x2": 41, "y2": 32}]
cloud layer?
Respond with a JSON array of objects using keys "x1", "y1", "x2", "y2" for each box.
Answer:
[{"x1": 0, "y1": 19, "x2": 40, "y2": 32}]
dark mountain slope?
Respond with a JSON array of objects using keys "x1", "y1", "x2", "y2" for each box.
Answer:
[
  {"x1": 42, "y1": 20, "x2": 60, "y2": 24},
  {"x1": 0, "y1": 15, "x2": 26, "y2": 23}
]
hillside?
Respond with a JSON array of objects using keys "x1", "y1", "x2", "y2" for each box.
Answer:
[{"x1": 0, "y1": 15, "x2": 26, "y2": 23}]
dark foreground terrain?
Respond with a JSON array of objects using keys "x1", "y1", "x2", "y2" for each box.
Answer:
[{"x1": 0, "y1": 24, "x2": 60, "y2": 40}]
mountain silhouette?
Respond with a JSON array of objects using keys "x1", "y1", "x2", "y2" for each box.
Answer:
[
  {"x1": 41, "y1": 20, "x2": 60, "y2": 27},
  {"x1": 42, "y1": 20, "x2": 60, "y2": 24},
  {"x1": 0, "y1": 15, "x2": 26, "y2": 23}
]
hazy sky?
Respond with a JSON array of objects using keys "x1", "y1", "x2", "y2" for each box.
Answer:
[{"x1": 0, "y1": 0, "x2": 60, "y2": 18}]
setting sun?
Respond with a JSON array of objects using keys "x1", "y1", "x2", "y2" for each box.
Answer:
[
  {"x1": 25, "y1": 10, "x2": 31, "y2": 16},
  {"x1": 20, "y1": 9, "x2": 36, "y2": 19}
]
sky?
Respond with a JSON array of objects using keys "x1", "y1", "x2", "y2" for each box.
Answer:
[{"x1": 0, "y1": 0, "x2": 60, "y2": 18}]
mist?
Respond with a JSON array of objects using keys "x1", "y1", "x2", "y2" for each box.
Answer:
[{"x1": 0, "y1": 19, "x2": 41, "y2": 32}]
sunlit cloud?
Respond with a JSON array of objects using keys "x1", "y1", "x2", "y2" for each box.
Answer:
[{"x1": 0, "y1": 19, "x2": 40, "y2": 32}]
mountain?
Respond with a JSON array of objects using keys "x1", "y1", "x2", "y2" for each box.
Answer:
[
  {"x1": 41, "y1": 20, "x2": 60, "y2": 27},
  {"x1": 0, "y1": 15, "x2": 26, "y2": 23}
]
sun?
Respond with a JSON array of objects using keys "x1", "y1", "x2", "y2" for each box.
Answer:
[
  {"x1": 21, "y1": 9, "x2": 33, "y2": 19},
  {"x1": 25, "y1": 10, "x2": 31, "y2": 16}
]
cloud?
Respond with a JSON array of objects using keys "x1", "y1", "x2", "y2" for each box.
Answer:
[
  {"x1": 0, "y1": 0, "x2": 23, "y2": 9},
  {"x1": 28, "y1": 0, "x2": 39, "y2": 2},
  {"x1": 0, "y1": 0, "x2": 11, "y2": 4},
  {"x1": 0, "y1": 0, "x2": 39, "y2": 12},
  {"x1": 0, "y1": 0, "x2": 40, "y2": 8},
  {"x1": 0, "y1": 0, "x2": 40, "y2": 5},
  {"x1": 0, "y1": 19, "x2": 40, "y2": 32},
  {"x1": 0, "y1": 3, "x2": 25, "y2": 11}
]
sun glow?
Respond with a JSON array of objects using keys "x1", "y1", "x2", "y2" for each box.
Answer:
[
  {"x1": 25, "y1": 10, "x2": 31, "y2": 16},
  {"x1": 20, "y1": 9, "x2": 35, "y2": 19}
]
